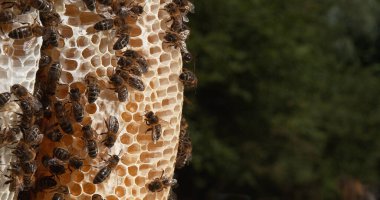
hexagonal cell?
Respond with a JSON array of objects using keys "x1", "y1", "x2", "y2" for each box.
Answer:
[
  {"x1": 82, "y1": 182, "x2": 96, "y2": 195},
  {"x1": 115, "y1": 186, "x2": 126, "y2": 198},
  {"x1": 85, "y1": 103, "x2": 97, "y2": 114},
  {"x1": 126, "y1": 102, "x2": 138, "y2": 113},
  {"x1": 69, "y1": 183, "x2": 83, "y2": 196}
]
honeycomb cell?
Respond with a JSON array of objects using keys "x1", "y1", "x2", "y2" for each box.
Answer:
[
  {"x1": 156, "y1": 89, "x2": 166, "y2": 98},
  {"x1": 160, "y1": 53, "x2": 171, "y2": 63},
  {"x1": 120, "y1": 133, "x2": 132, "y2": 145},
  {"x1": 90, "y1": 55, "x2": 101, "y2": 68},
  {"x1": 130, "y1": 38, "x2": 143, "y2": 47},
  {"x1": 106, "y1": 195, "x2": 119, "y2": 200},
  {"x1": 82, "y1": 182, "x2": 96, "y2": 195},
  {"x1": 77, "y1": 36, "x2": 90, "y2": 47},
  {"x1": 64, "y1": 4, "x2": 80, "y2": 16},
  {"x1": 148, "y1": 141, "x2": 164, "y2": 151},
  {"x1": 159, "y1": 78, "x2": 169, "y2": 87},
  {"x1": 130, "y1": 25, "x2": 142, "y2": 37},
  {"x1": 128, "y1": 143, "x2": 141, "y2": 154},
  {"x1": 115, "y1": 186, "x2": 126, "y2": 198},
  {"x1": 64, "y1": 48, "x2": 78, "y2": 59},
  {"x1": 126, "y1": 123, "x2": 139, "y2": 134},
  {"x1": 91, "y1": 35, "x2": 100, "y2": 44},
  {"x1": 148, "y1": 34, "x2": 159, "y2": 44},
  {"x1": 167, "y1": 85, "x2": 178, "y2": 94},
  {"x1": 61, "y1": 71, "x2": 74, "y2": 83},
  {"x1": 116, "y1": 165, "x2": 127, "y2": 177},
  {"x1": 158, "y1": 66, "x2": 170, "y2": 75},
  {"x1": 146, "y1": 15, "x2": 156, "y2": 23},
  {"x1": 153, "y1": 102, "x2": 161, "y2": 109},
  {"x1": 85, "y1": 103, "x2": 97, "y2": 114},
  {"x1": 124, "y1": 177, "x2": 132, "y2": 187},
  {"x1": 101, "y1": 54, "x2": 111, "y2": 67},
  {"x1": 82, "y1": 47, "x2": 95, "y2": 59},
  {"x1": 61, "y1": 25, "x2": 74, "y2": 38},
  {"x1": 72, "y1": 171, "x2": 85, "y2": 182},
  {"x1": 61, "y1": 172, "x2": 72, "y2": 185},
  {"x1": 157, "y1": 160, "x2": 169, "y2": 168},
  {"x1": 56, "y1": 84, "x2": 69, "y2": 99},
  {"x1": 121, "y1": 112, "x2": 132, "y2": 122},
  {"x1": 170, "y1": 61, "x2": 180, "y2": 72},
  {"x1": 96, "y1": 67, "x2": 106, "y2": 77},
  {"x1": 163, "y1": 148, "x2": 173, "y2": 156},
  {"x1": 150, "y1": 46, "x2": 161, "y2": 55},
  {"x1": 135, "y1": 93, "x2": 145, "y2": 102},
  {"x1": 126, "y1": 102, "x2": 138, "y2": 112},
  {"x1": 152, "y1": 21, "x2": 160, "y2": 32},
  {"x1": 99, "y1": 38, "x2": 109, "y2": 54},
  {"x1": 80, "y1": 12, "x2": 101, "y2": 25},
  {"x1": 135, "y1": 176, "x2": 145, "y2": 187}
]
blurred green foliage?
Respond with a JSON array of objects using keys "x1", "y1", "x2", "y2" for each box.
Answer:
[{"x1": 180, "y1": 0, "x2": 380, "y2": 199}]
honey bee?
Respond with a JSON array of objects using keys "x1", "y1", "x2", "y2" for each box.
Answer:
[
  {"x1": 39, "y1": 11, "x2": 62, "y2": 27},
  {"x1": 53, "y1": 147, "x2": 71, "y2": 161},
  {"x1": 83, "y1": 0, "x2": 96, "y2": 11},
  {"x1": 45, "y1": 62, "x2": 61, "y2": 95},
  {"x1": 110, "y1": 73, "x2": 128, "y2": 102},
  {"x1": 0, "y1": 127, "x2": 18, "y2": 148},
  {"x1": 168, "y1": 188, "x2": 178, "y2": 200},
  {"x1": 27, "y1": 0, "x2": 54, "y2": 12},
  {"x1": 94, "y1": 18, "x2": 114, "y2": 31},
  {"x1": 22, "y1": 125, "x2": 43, "y2": 146},
  {"x1": 101, "y1": 116, "x2": 119, "y2": 148},
  {"x1": 21, "y1": 161, "x2": 37, "y2": 175},
  {"x1": 169, "y1": 17, "x2": 189, "y2": 32},
  {"x1": 181, "y1": 50, "x2": 192, "y2": 63},
  {"x1": 0, "y1": 92, "x2": 11, "y2": 107},
  {"x1": 46, "y1": 128, "x2": 63, "y2": 142},
  {"x1": 147, "y1": 171, "x2": 177, "y2": 192},
  {"x1": 164, "y1": 2, "x2": 189, "y2": 23},
  {"x1": 93, "y1": 154, "x2": 120, "y2": 184},
  {"x1": 42, "y1": 155, "x2": 66, "y2": 177},
  {"x1": 113, "y1": 33, "x2": 130, "y2": 50},
  {"x1": 41, "y1": 26, "x2": 61, "y2": 49},
  {"x1": 86, "y1": 139, "x2": 98, "y2": 158},
  {"x1": 97, "y1": 0, "x2": 112, "y2": 6},
  {"x1": 54, "y1": 101, "x2": 73, "y2": 134},
  {"x1": 68, "y1": 156, "x2": 84, "y2": 171},
  {"x1": 0, "y1": 10, "x2": 15, "y2": 24},
  {"x1": 4, "y1": 173, "x2": 22, "y2": 192},
  {"x1": 21, "y1": 174, "x2": 34, "y2": 191},
  {"x1": 51, "y1": 185, "x2": 70, "y2": 200},
  {"x1": 36, "y1": 175, "x2": 57, "y2": 191},
  {"x1": 11, "y1": 84, "x2": 29, "y2": 100},
  {"x1": 12, "y1": 141, "x2": 36, "y2": 162},
  {"x1": 121, "y1": 50, "x2": 148, "y2": 73},
  {"x1": 144, "y1": 111, "x2": 162, "y2": 144},
  {"x1": 8, "y1": 23, "x2": 44, "y2": 40},
  {"x1": 69, "y1": 88, "x2": 84, "y2": 122},
  {"x1": 85, "y1": 74, "x2": 100, "y2": 104},
  {"x1": 173, "y1": 0, "x2": 195, "y2": 14},
  {"x1": 164, "y1": 30, "x2": 190, "y2": 52},
  {"x1": 176, "y1": 135, "x2": 192, "y2": 169},
  {"x1": 17, "y1": 190, "x2": 33, "y2": 200},
  {"x1": 38, "y1": 53, "x2": 52, "y2": 68},
  {"x1": 179, "y1": 68, "x2": 197, "y2": 88},
  {"x1": 92, "y1": 194, "x2": 104, "y2": 200},
  {"x1": 126, "y1": 74, "x2": 145, "y2": 91}
]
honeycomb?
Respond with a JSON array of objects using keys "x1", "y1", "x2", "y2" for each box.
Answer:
[{"x1": 0, "y1": 0, "x2": 191, "y2": 199}]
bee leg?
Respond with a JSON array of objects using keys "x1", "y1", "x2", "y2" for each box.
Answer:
[{"x1": 145, "y1": 128, "x2": 152, "y2": 134}]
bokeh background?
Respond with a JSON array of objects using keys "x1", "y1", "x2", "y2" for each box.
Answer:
[{"x1": 176, "y1": 0, "x2": 380, "y2": 199}]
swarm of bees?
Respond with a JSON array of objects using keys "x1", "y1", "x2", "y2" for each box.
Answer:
[{"x1": 0, "y1": 0, "x2": 196, "y2": 199}]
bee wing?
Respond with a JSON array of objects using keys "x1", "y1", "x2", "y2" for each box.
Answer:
[
  {"x1": 179, "y1": 41, "x2": 188, "y2": 53},
  {"x1": 179, "y1": 30, "x2": 190, "y2": 40},
  {"x1": 182, "y1": 14, "x2": 189, "y2": 23},
  {"x1": 187, "y1": 2, "x2": 195, "y2": 13},
  {"x1": 19, "y1": 37, "x2": 38, "y2": 52}
]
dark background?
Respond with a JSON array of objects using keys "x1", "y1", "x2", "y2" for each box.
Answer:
[{"x1": 176, "y1": 0, "x2": 380, "y2": 200}]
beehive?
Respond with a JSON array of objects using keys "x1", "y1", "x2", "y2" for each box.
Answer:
[{"x1": 0, "y1": 0, "x2": 189, "y2": 199}]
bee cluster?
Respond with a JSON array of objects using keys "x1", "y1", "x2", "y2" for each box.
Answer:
[{"x1": 0, "y1": 0, "x2": 195, "y2": 199}]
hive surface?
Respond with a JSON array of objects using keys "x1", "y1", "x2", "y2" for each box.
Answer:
[{"x1": 0, "y1": 0, "x2": 185, "y2": 199}]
